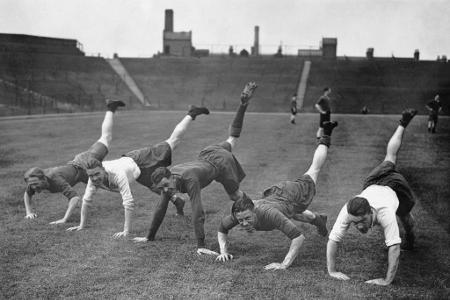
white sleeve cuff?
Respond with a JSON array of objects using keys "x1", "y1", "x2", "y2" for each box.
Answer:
[
  {"x1": 122, "y1": 199, "x2": 134, "y2": 211},
  {"x1": 385, "y1": 238, "x2": 401, "y2": 247}
]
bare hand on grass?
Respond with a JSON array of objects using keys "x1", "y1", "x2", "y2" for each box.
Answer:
[
  {"x1": 329, "y1": 271, "x2": 350, "y2": 280},
  {"x1": 66, "y1": 225, "x2": 83, "y2": 232},
  {"x1": 133, "y1": 237, "x2": 149, "y2": 243},
  {"x1": 197, "y1": 248, "x2": 219, "y2": 256},
  {"x1": 113, "y1": 231, "x2": 128, "y2": 239},
  {"x1": 366, "y1": 278, "x2": 389, "y2": 286},
  {"x1": 264, "y1": 262, "x2": 287, "y2": 270},
  {"x1": 49, "y1": 219, "x2": 66, "y2": 225},
  {"x1": 25, "y1": 213, "x2": 37, "y2": 219},
  {"x1": 216, "y1": 253, "x2": 233, "y2": 262}
]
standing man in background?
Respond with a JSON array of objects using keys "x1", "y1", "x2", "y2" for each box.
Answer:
[
  {"x1": 425, "y1": 94, "x2": 442, "y2": 133},
  {"x1": 290, "y1": 93, "x2": 298, "y2": 124},
  {"x1": 315, "y1": 87, "x2": 332, "y2": 139}
]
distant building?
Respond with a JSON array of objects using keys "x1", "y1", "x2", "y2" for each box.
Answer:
[
  {"x1": 0, "y1": 33, "x2": 84, "y2": 56},
  {"x1": 251, "y1": 26, "x2": 260, "y2": 56},
  {"x1": 366, "y1": 48, "x2": 374, "y2": 59},
  {"x1": 298, "y1": 37, "x2": 337, "y2": 59},
  {"x1": 322, "y1": 38, "x2": 337, "y2": 59},
  {"x1": 162, "y1": 9, "x2": 193, "y2": 56}
]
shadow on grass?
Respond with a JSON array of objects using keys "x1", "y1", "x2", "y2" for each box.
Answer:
[{"x1": 401, "y1": 166, "x2": 450, "y2": 233}]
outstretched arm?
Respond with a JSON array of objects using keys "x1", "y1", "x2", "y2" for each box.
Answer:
[
  {"x1": 66, "y1": 180, "x2": 96, "y2": 232},
  {"x1": 113, "y1": 208, "x2": 132, "y2": 238},
  {"x1": 147, "y1": 192, "x2": 171, "y2": 240},
  {"x1": 366, "y1": 244, "x2": 400, "y2": 286},
  {"x1": 215, "y1": 232, "x2": 233, "y2": 262},
  {"x1": 67, "y1": 200, "x2": 89, "y2": 231},
  {"x1": 24, "y1": 192, "x2": 37, "y2": 219},
  {"x1": 265, "y1": 234, "x2": 305, "y2": 270},
  {"x1": 327, "y1": 239, "x2": 350, "y2": 280},
  {"x1": 113, "y1": 173, "x2": 135, "y2": 238},
  {"x1": 133, "y1": 192, "x2": 171, "y2": 243},
  {"x1": 49, "y1": 196, "x2": 80, "y2": 224}
]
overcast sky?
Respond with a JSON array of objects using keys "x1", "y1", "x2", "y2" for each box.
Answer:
[{"x1": 1, "y1": 0, "x2": 449, "y2": 60}]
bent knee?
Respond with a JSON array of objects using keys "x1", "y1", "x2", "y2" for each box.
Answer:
[{"x1": 97, "y1": 136, "x2": 111, "y2": 149}]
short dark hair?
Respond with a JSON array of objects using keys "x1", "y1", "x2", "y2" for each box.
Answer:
[
  {"x1": 24, "y1": 167, "x2": 45, "y2": 182},
  {"x1": 323, "y1": 87, "x2": 331, "y2": 92},
  {"x1": 86, "y1": 166, "x2": 106, "y2": 176},
  {"x1": 231, "y1": 192, "x2": 254, "y2": 215},
  {"x1": 151, "y1": 167, "x2": 172, "y2": 185},
  {"x1": 347, "y1": 197, "x2": 371, "y2": 216}
]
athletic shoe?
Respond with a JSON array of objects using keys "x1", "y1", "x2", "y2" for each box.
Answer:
[
  {"x1": 399, "y1": 108, "x2": 417, "y2": 127},
  {"x1": 188, "y1": 105, "x2": 210, "y2": 120},
  {"x1": 313, "y1": 214, "x2": 328, "y2": 237},
  {"x1": 291, "y1": 119, "x2": 296, "y2": 124},
  {"x1": 240, "y1": 82, "x2": 258, "y2": 105},
  {"x1": 172, "y1": 195, "x2": 185, "y2": 216},
  {"x1": 106, "y1": 99, "x2": 125, "y2": 112},
  {"x1": 323, "y1": 121, "x2": 338, "y2": 136}
]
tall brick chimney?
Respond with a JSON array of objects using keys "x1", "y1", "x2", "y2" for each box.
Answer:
[
  {"x1": 165, "y1": 9, "x2": 173, "y2": 32},
  {"x1": 253, "y1": 26, "x2": 260, "y2": 56}
]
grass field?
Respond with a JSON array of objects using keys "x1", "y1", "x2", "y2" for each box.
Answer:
[{"x1": 1, "y1": 111, "x2": 449, "y2": 299}]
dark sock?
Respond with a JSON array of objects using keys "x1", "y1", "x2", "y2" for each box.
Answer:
[
  {"x1": 318, "y1": 135, "x2": 331, "y2": 147},
  {"x1": 229, "y1": 104, "x2": 247, "y2": 137}
]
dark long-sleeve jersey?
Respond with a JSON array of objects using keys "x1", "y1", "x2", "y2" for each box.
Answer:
[
  {"x1": 146, "y1": 160, "x2": 219, "y2": 247},
  {"x1": 26, "y1": 165, "x2": 88, "y2": 200},
  {"x1": 219, "y1": 199, "x2": 303, "y2": 240}
]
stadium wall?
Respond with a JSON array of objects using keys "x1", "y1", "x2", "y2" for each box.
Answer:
[
  {"x1": 0, "y1": 50, "x2": 448, "y2": 116},
  {"x1": 121, "y1": 56, "x2": 449, "y2": 115}
]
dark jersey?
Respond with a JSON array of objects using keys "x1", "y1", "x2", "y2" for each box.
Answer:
[
  {"x1": 146, "y1": 142, "x2": 245, "y2": 248},
  {"x1": 317, "y1": 95, "x2": 331, "y2": 113},
  {"x1": 427, "y1": 100, "x2": 442, "y2": 115},
  {"x1": 26, "y1": 165, "x2": 88, "y2": 200},
  {"x1": 219, "y1": 200, "x2": 302, "y2": 240}
]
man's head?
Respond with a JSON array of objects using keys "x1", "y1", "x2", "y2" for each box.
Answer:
[
  {"x1": 435, "y1": 94, "x2": 440, "y2": 101},
  {"x1": 86, "y1": 166, "x2": 108, "y2": 187},
  {"x1": 24, "y1": 167, "x2": 48, "y2": 193},
  {"x1": 323, "y1": 87, "x2": 331, "y2": 95},
  {"x1": 347, "y1": 196, "x2": 373, "y2": 234},
  {"x1": 151, "y1": 167, "x2": 177, "y2": 196},
  {"x1": 231, "y1": 193, "x2": 256, "y2": 232}
]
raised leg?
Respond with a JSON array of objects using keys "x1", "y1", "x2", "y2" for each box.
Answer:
[
  {"x1": 305, "y1": 121, "x2": 337, "y2": 184},
  {"x1": 97, "y1": 100, "x2": 125, "y2": 148},
  {"x1": 165, "y1": 105, "x2": 209, "y2": 150},
  {"x1": 227, "y1": 82, "x2": 257, "y2": 150}
]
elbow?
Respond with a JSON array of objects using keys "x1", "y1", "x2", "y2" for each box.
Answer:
[{"x1": 82, "y1": 200, "x2": 92, "y2": 207}]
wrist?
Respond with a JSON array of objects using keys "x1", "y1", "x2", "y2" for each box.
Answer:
[
  {"x1": 197, "y1": 238, "x2": 206, "y2": 248},
  {"x1": 280, "y1": 263, "x2": 289, "y2": 269}
]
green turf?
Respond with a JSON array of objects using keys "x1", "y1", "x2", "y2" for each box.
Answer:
[{"x1": 1, "y1": 111, "x2": 449, "y2": 299}]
